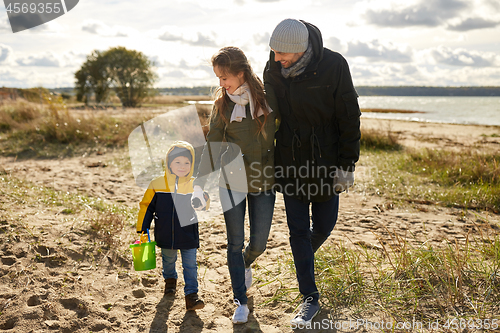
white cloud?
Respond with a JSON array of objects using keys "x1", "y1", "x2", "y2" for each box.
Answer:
[
  {"x1": 359, "y1": 0, "x2": 500, "y2": 32},
  {"x1": 350, "y1": 63, "x2": 427, "y2": 86},
  {"x1": 0, "y1": 67, "x2": 75, "y2": 87},
  {"x1": 81, "y1": 19, "x2": 137, "y2": 37},
  {"x1": 350, "y1": 62, "x2": 500, "y2": 86},
  {"x1": 28, "y1": 20, "x2": 67, "y2": 35},
  {"x1": 345, "y1": 39, "x2": 413, "y2": 62},
  {"x1": 0, "y1": 44, "x2": 12, "y2": 62},
  {"x1": 155, "y1": 58, "x2": 211, "y2": 73},
  {"x1": 424, "y1": 46, "x2": 499, "y2": 67},
  {"x1": 361, "y1": 0, "x2": 469, "y2": 28},
  {"x1": 324, "y1": 37, "x2": 346, "y2": 53},
  {"x1": 16, "y1": 53, "x2": 61, "y2": 67},
  {"x1": 13, "y1": 51, "x2": 86, "y2": 68},
  {"x1": 157, "y1": 26, "x2": 218, "y2": 47},
  {"x1": 484, "y1": 0, "x2": 500, "y2": 11},
  {"x1": 253, "y1": 32, "x2": 270, "y2": 46},
  {"x1": 151, "y1": 56, "x2": 214, "y2": 87},
  {"x1": 2, "y1": 0, "x2": 500, "y2": 88},
  {"x1": 0, "y1": 68, "x2": 26, "y2": 87},
  {"x1": 447, "y1": 17, "x2": 500, "y2": 31},
  {"x1": 157, "y1": 66, "x2": 214, "y2": 87},
  {"x1": 0, "y1": 17, "x2": 11, "y2": 33}
]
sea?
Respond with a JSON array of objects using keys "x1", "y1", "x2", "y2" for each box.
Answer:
[
  {"x1": 359, "y1": 96, "x2": 500, "y2": 126},
  {"x1": 189, "y1": 96, "x2": 500, "y2": 126}
]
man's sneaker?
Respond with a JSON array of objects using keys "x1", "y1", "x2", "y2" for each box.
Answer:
[
  {"x1": 232, "y1": 299, "x2": 249, "y2": 324},
  {"x1": 290, "y1": 296, "x2": 320, "y2": 326},
  {"x1": 245, "y1": 267, "x2": 252, "y2": 290}
]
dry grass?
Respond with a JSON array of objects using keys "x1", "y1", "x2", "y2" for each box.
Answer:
[
  {"x1": 0, "y1": 100, "x2": 42, "y2": 132},
  {"x1": 363, "y1": 147, "x2": 500, "y2": 212},
  {"x1": 406, "y1": 148, "x2": 500, "y2": 186},
  {"x1": 361, "y1": 127, "x2": 403, "y2": 151},
  {"x1": 0, "y1": 96, "x2": 155, "y2": 157},
  {"x1": 89, "y1": 211, "x2": 126, "y2": 247},
  {"x1": 401, "y1": 148, "x2": 500, "y2": 212},
  {"x1": 315, "y1": 223, "x2": 500, "y2": 326}
]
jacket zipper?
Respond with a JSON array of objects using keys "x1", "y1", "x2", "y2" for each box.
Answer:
[{"x1": 171, "y1": 176, "x2": 179, "y2": 249}]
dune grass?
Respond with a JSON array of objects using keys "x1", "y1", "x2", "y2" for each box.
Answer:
[
  {"x1": 0, "y1": 173, "x2": 136, "y2": 249},
  {"x1": 360, "y1": 127, "x2": 500, "y2": 212},
  {"x1": 257, "y1": 221, "x2": 500, "y2": 328},
  {"x1": 0, "y1": 96, "x2": 154, "y2": 158},
  {"x1": 313, "y1": 222, "x2": 500, "y2": 327},
  {"x1": 360, "y1": 127, "x2": 403, "y2": 151},
  {"x1": 0, "y1": 95, "x2": 214, "y2": 158},
  {"x1": 401, "y1": 149, "x2": 500, "y2": 212}
]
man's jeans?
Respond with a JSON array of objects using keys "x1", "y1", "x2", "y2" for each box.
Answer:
[
  {"x1": 284, "y1": 194, "x2": 339, "y2": 301},
  {"x1": 220, "y1": 188, "x2": 276, "y2": 305},
  {"x1": 161, "y1": 248, "x2": 198, "y2": 296}
]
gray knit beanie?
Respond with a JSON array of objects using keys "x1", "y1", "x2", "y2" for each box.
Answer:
[
  {"x1": 168, "y1": 147, "x2": 192, "y2": 165},
  {"x1": 269, "y1": 19, "x2": 309, "y2": 53}
]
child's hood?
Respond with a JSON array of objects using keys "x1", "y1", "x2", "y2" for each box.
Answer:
[{"x1": 165, "y1": 140, "x2": 195, "y2": 179}]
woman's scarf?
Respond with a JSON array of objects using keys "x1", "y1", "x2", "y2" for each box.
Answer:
[
  {"x1": 227, "y1": 82, "x2": 272, "y2": 123},
  {"x1": 281, "y1": 41, "x2": 314, "y2": 79}
]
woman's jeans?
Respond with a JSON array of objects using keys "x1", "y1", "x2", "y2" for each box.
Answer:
[
  {"x1": 283, "y1": 194, "x2": 339, "y2": 301},
  {"x1": 161, "y1": 248, "x2": 198, "y2": 296},
  {"x1": 220, "y1": 188, "x2": 276, "y2": 305}
]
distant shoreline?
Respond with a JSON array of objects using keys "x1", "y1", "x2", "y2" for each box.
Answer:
[
  {"x1": 37, "y1": 86, "x2": 500, "y2": 97},
  {"x1": 361, "y1": 114, "x2": 500, "y2": 128},
  {"x1": 356, "y1": 86, "x2": 500, "y2": 97},
  {"x1": 361, "y1": 108, "x2": 425, "y2": 114},
  {"x1": 157, "y1": 86, "x2": 500, "y2": 97}
]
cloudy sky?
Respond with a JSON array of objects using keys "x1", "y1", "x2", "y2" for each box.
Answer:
[{"x1": 1, "y1": 0, "x2": 499, "y2": 88}]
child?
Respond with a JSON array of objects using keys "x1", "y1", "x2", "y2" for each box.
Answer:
[
  {"x1": 193, "y1": 47, "x2": 276, "y2": 324},
  {"x1": 137, "y1": 140, "x2": 206, "y2": 311}
]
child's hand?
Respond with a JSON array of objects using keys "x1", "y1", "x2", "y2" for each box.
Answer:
[{"x1": 192, "y1": 186, "x2": 208, "y2": 211}]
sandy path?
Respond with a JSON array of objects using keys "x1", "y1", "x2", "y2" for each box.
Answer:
[{"x1": 0, "y1": 118, "x2": 499, "y2": 332}]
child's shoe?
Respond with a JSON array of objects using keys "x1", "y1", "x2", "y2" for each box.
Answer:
[
  {"x1": 164, "y1": 278, "x2": 177, "y2": 295},
  {"x1": 185, "y1": 293, "x2": 205, "y2": 311}
]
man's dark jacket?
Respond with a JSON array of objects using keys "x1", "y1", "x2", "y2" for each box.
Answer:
[{"x1": 263, "y1": 20, "x2": 361, "y2": 202}]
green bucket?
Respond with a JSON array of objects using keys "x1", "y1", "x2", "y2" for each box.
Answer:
[{"x1": 129, "y1": 241, "x2": 157, "y2": 271}]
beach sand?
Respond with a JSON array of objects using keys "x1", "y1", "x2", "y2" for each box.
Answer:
[{"x1": 1, "y1": 118, "x2": 499, "y2": 332}]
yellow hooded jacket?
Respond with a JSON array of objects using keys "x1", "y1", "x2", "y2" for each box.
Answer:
[{"x1": 136, "y1": 141, "x2": 199, "y2": 249}]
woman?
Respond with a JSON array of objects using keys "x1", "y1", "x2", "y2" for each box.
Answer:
[{"x1": 193, "y1": 46, "x2": 276, "y2": 324}]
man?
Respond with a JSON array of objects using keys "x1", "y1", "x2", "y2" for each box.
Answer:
[{"x1": 263, "y1": 18, "x2": 361, "y2": 326}]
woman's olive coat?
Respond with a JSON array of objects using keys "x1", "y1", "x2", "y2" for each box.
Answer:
[{"x1": 194, "y1": 101, "x2": 276, "y2": 193}]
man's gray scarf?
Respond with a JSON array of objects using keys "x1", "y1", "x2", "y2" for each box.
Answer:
[{"x1": 281, "y1": 42, "x2": 314, "y2": 79}]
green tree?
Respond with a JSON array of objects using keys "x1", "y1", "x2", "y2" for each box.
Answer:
[
  {"x1": 75, "y1": 50, "x2": 110, "y2": 104},
  {"x1": 75, "y1": 47, "x2": 157, "y2": 107}
]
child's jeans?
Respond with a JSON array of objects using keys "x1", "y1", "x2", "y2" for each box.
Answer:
[{"x1": 161, "y1": 248, "x2": 198, "y2": 296}]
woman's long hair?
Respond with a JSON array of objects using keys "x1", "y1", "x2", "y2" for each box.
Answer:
[{"x1": 211, "y1": 47, "x2": 270, "y2": 135}]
